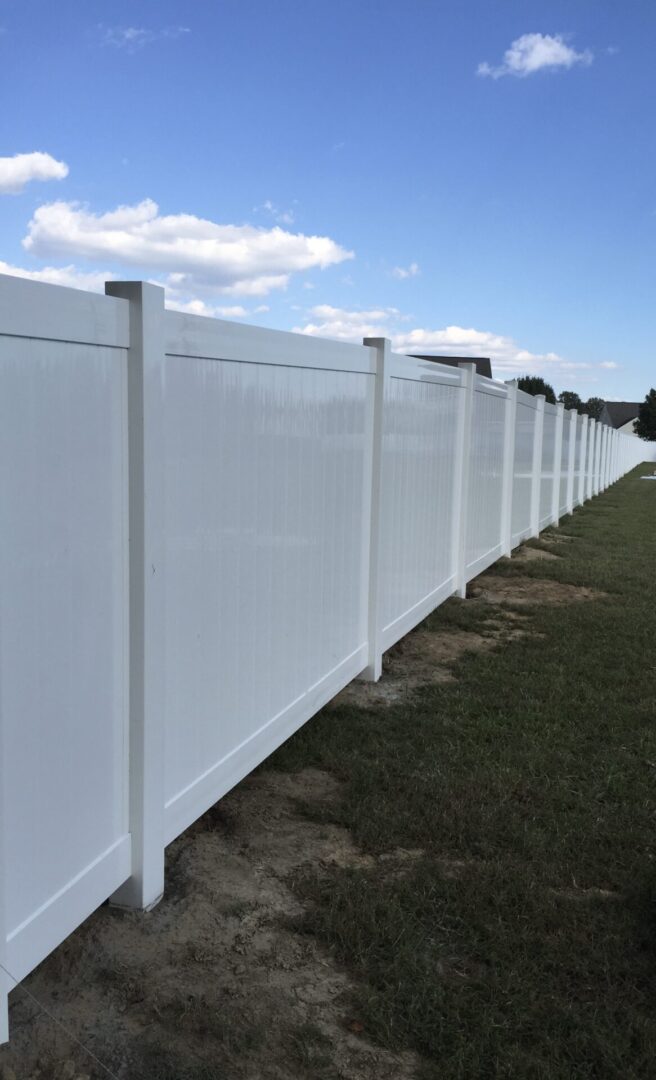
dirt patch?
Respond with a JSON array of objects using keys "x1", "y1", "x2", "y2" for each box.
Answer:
[
  {"x1": 467, "y1": 575, "x2": 604, "y2": 607},
  {"x1": 513, "y1": 545, "x2": 561, "y2": 562},
  {"x1": 1, "y1": 770, "x2": 419, "y2": 1080},
  {"x1": 332, "y1": 606, "x2": 539, "y2": 710},
  {"x1": 331, "y1": 628, "x2": 497, "y2": 707},
  {"x1": 540, "y1": 532, "x2": 577, "y2": 546}
]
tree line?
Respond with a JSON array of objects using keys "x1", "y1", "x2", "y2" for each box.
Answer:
[{"x1": 514, "y1": 377, "x2": 656, "y2": 440}]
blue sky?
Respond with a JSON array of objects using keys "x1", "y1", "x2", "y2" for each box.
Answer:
[{"x1": 1, "y1": 0, "x2": 654, "y2": 398}]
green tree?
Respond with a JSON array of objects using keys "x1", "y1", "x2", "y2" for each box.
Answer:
[
  {"x1": 582, "y1": 397, "x2": 605, "y2": 420},
  {"x1": 635, "y1": 388, "x2": 656, "y2": 441},
  {"x1": 558, "y1": 391, "x2": 583, "y2": 412},
  {"x1": 516, "y1": 376, "x2": 556, "y2": 404}
]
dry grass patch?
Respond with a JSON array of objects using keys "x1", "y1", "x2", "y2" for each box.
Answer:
[{"x1": 467, "y1": 574, "x2": 605, "y2": 606}]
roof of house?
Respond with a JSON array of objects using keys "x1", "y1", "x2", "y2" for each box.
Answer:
[
  {"x1": 410, "y1": 355, "x2": 493, "y2": 379},
  {"x1": 600, "y1": 401, "x2": 641, "y2": 429}
]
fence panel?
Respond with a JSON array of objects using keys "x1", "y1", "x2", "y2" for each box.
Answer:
[
  {"x1": 511, "y1": 391, "x2": 536, "y2": 546},
  {"x1": 160, "y1": 312, "x2": 374, "y2": 845},
  {"x1": 540, "y1": 403, "x2": 558, "y2": 527},
  {"x1": 571, "y1": 415, "x2": 580, "y2": 505},
  {"x1": 559, "y1": 410, "x2": 572, "y2": 514},
  {"x1": 465, "y1": 379, "x2": 507, "y2": 578},
  {"x1": 379, "y1": 354, "x2": 460, "y2": 651},
  {"x1": 0, "y1": 275, "x2": 131, "y2": 1037}
]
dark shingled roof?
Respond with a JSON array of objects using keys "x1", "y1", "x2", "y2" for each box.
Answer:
[
  {"x1": 410, "y1": 355, "x2": 493, "y2": 379},
  {"x1": 600, "y1": 401, "x2": 641, "y2": 429}
]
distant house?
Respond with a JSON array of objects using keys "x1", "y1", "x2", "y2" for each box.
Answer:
[
  {"x1": 599, "y1": 401, "x2": 641, "y2": 435},
  {"x1": 410, "y1": 355, "x2": 493, "y2": 379}
]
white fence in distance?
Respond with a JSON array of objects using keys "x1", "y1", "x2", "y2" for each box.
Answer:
[{"x1": 1, "y1": 273, "x2": 653, "y2": 1041}]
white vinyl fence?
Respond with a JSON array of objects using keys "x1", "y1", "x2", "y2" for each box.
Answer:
[{"x1": 1, "y1": 274, "x2": 653, "y2": 1040}]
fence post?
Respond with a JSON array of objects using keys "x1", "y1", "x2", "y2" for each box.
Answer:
[
  {"x1": 500, "y1": 381, "x2": 517, "y2": 556},
  {"x1": 530, "y1": 395, "x2": 545, "y2": 537},
  {"x1": 106, "y1": 282, "x2": 166, "y2": 910},
  {"x1": 599, "y1": 424, "x2": 607, "y2": 492},
  {"x1": 551, "y1": 402, "x2": 564, "y2": 526},
  {"x1": 453, "y1": 362, "x2": 476, "y2": 598},
  {"x1": 566, "y1": 408, "x2": 577, "y2": 515},
  {"x1": 578, "y1": 415, "x2": 589, "y2": 505},
  {"x1": 361, "y1": 337, "x2": 390, "y2": 682}
]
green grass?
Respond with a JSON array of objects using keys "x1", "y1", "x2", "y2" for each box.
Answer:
[{"x1": 270, "y1": 464, "x2": 656, "y2": 1079}]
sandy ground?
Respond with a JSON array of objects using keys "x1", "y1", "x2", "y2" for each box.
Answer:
[
  {"x1": 0, "y1": 544, "x2": 591, "y2": 1080},
  {"x1": 2, "y1": 769, "x2": 418, "y2": 1080}
]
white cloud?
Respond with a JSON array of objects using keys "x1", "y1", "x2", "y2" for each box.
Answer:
[
  {"x1": 0, "y1": 258, "x2": 277, "y2": 321},
  {"x1": 165, "y1": 298, "x2": 249, "y2": 318},
  {"x1": 0, "y1": 152, "x2": 68, "y2": 195},
  {"x1": 392, "y1": 262, "x2": 420, "y2": 280},
  {"x1": 392, "y1": 324, "x2": 568, "y2": 374},
  {"x1": 0, "y1": 259, "x2": 112, "y2": 292},
  {"x1": 600, "y1": 361, "x2": 619, "y2": 369},
  {"x1": 254, "y1": 199, "x2": 295, "y2": 226},
  {"x1": 478, "y1": 33, "x2": 593, "y2": 79},
  {"x1": 292, "y1": 304, "x2": 401, "y2": 342},
  {"x1": 23, "y1": 198, "x2": 354, "y2": 297},
  {"x1": 102, "y1": 25, "x2": 190, "y2": 51},
  {"x1": 293, "y1": 304, "x2": 592, "y2": 380}
]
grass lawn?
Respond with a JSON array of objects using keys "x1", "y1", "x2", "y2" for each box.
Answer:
[{"x1": 270, "y1": 463, "x2": 656, "y2": 1079}]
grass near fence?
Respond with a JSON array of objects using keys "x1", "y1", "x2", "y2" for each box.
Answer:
[{"x1": 270, "y1": 463, "x2": 656, "y2": 1079}]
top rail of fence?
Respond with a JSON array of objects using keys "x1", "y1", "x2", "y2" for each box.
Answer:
[
  {"x1": 0, "y1": 273, "x2": 130, "y2": 349},
  {"x1": 164, "y1": 308, "x2": 375, "y2": 374}
]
